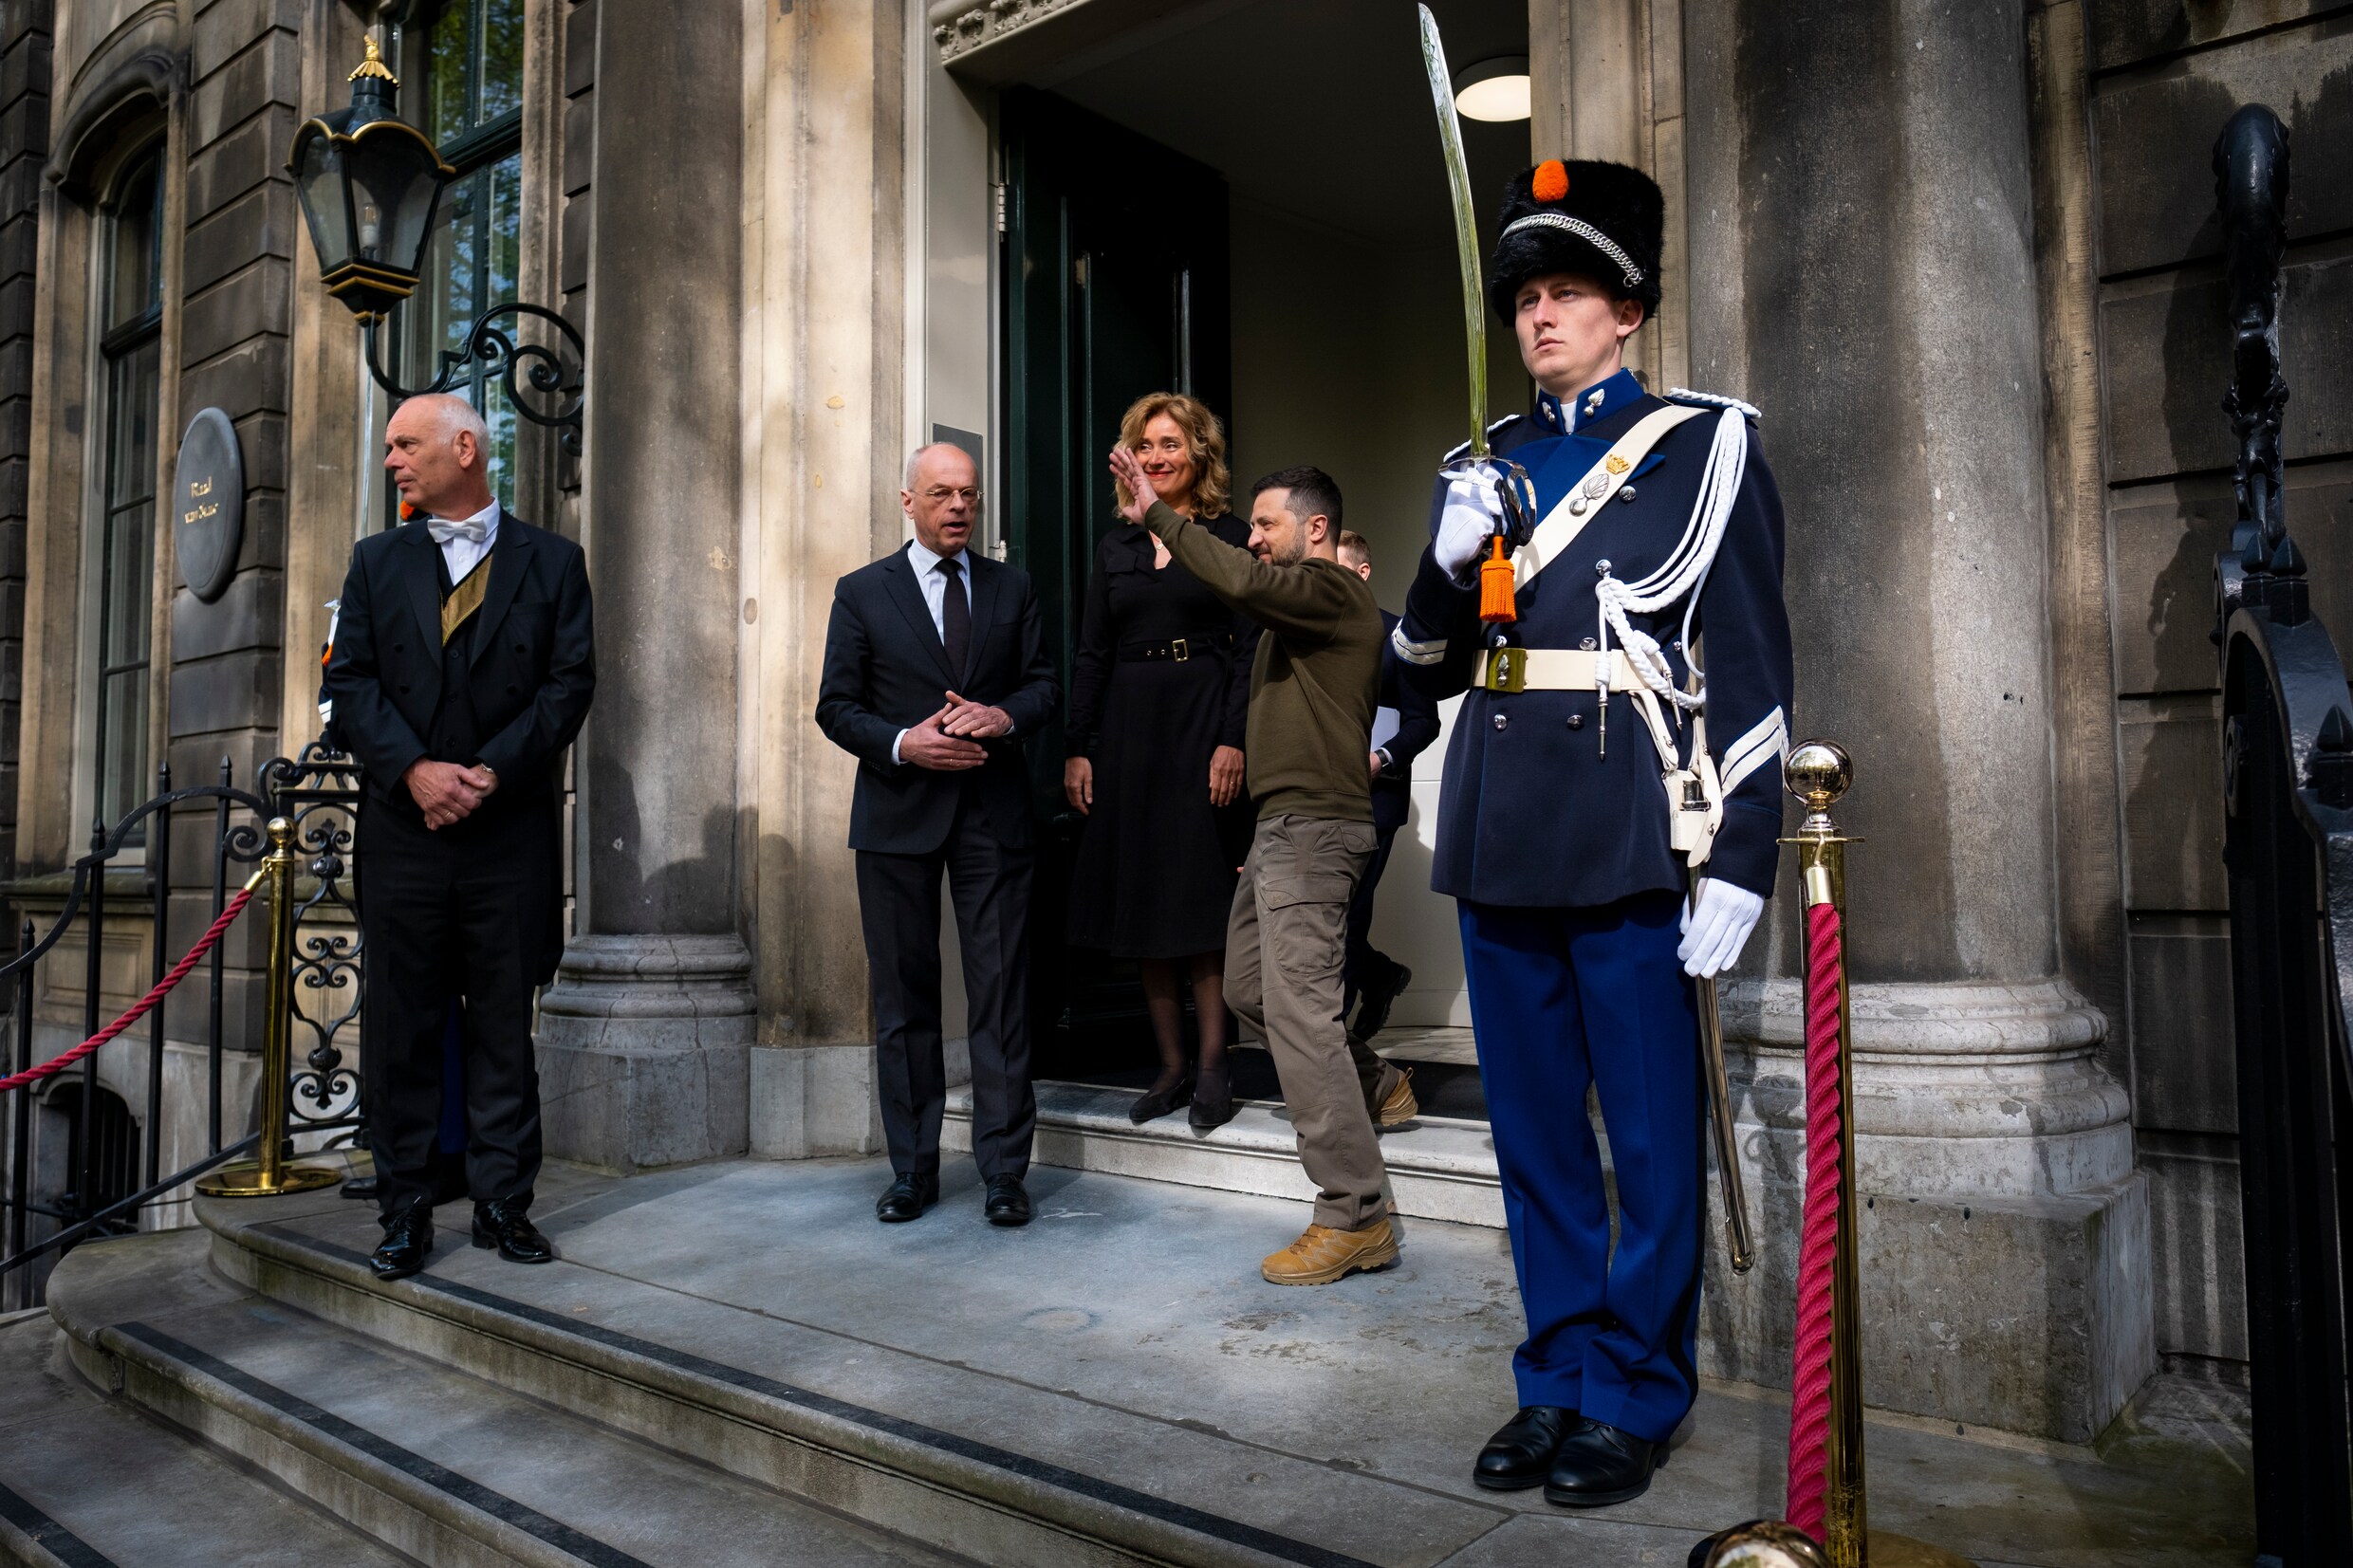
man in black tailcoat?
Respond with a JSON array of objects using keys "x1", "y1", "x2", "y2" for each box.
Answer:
[
  {"x1": 324, "y1": 393, "x2": 595, "y2": 1282},
  {"x1": 816, "y1": 443, "x2": 1060, "y2": 1227}
]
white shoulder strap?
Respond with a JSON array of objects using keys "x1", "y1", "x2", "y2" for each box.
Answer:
[{"x1": 1511, "y1": 404, "x2": 1707, "y2": 591}]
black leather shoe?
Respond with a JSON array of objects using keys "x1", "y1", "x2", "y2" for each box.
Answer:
[
  {"x1": 1188, "y1": 1067, "x2": 1237, "y2": 1131},
  {"x1": 984, "y1": 1175, "x2": 1031, "y2": 1227},
  {"x1": 1473, "y1": 1405, "x2": 1578, "y2": 1491},
  {"x1": 1129, "y1": 1070, "x2": 1195, "y2": 1124},
  {"x1": 1355, "y1": 957, "x2": 1413, "y2": 1041},
  {"x1": 370, "y1": 1204, "x2": 434, "y2": 1282},
  {"x1": 472, "y1": 1199, "x2": 554, "y2": 1264},
  {"x1": 876, "y1": 1172, "x2": 938, "y2": 1223},
  {"x1": 1544, "y1": 1419, "x2": 1665, "y2": 1507}
]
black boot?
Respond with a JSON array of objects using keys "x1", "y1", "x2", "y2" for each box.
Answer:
[
  {"x1": 1188, "y1": 1063, "x2": 1236, "y2": 1130},
  {"x1": 1544, "y1": 1419, "x2": 1665, "y2": 1507},
  {"x1": 1473, "y1": 1405, "x2": 1577, "y2": 1490},
  {"x1": 1129, "y1": 1068, "x2": 1195, "y2": 1124}
]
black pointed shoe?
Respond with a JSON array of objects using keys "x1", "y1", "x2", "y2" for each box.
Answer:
[
  {"x1": 1473, "y1": 1405, "x2": 1578, "y2": 1491},
  {"x1": 1188, "y1": 1066, "x2": 1237, "y2": 1131},
  {"x1": 1544, "y1": 1418, "x2": 1665, "y2": 1507},
  {"x1": 984, "y1": 1175, "x2": 1032, "y2": 1227},
  {"x1": 1129, "y1": 1070, "x2": 1195, "y2": 1124},
  {"x1": 876, "y1": 1172, "x2": 938, "y2": 1223},
  {"x1": 472, "y1": 1199, "x2": 554, "y2": 1264},
  {"x1": 370, "y1": 1204, "x2": 434, "y2": 1282}
]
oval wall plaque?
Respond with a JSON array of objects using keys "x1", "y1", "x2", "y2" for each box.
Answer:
[{"x1": 172, "y1": 408, "x2": 243, "y2": 604}]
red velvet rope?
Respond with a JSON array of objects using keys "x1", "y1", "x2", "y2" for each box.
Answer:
[
  {"x1": 1785, "y1": 897, "x2": 1845, "y2": 1540},
  {"x1": 0, "y1": 885, "x2": 257, "y2": 1097}
]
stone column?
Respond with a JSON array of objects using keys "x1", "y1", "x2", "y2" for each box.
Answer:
[
  {"x1": 533, "y1": 0, "x2": 755, "y2": 1171},
  {"x1": 1682, "y1": 0, "x2": 2151, "y2": 1440}
]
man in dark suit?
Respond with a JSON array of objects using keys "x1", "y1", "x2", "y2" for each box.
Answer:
[
  {"x1": 324, "y1": 393, "x2": 595, "y2": 1282},
  {"x1": 816, "y1": 443, "x2": 1060, "y2": 1227},
  {"x1": 1335, "y1": 531, "x2": 1441, "y2": 1042}
]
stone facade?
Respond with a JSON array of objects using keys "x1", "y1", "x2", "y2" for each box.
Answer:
[{"x1": 0, "y1": 0, "x2": 2341, "y2": 1438}]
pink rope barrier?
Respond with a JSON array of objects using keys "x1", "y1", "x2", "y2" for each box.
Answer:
[
  {"x1": 0, "y1": 885, "x2": 258, "y2": 1097},
  {"x1": 1784, "y1": 897, "x2": 1845, "y2": 1540}
]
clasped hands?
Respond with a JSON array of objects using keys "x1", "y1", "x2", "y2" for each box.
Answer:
[
  {"x1": 403, "y1": 758, "x2": 498, "y2": 830},
  {"x1": 902, "y1": 690, "x2": 1013, "y2": 771}
]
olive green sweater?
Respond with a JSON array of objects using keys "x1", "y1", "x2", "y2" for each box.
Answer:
[{"x1": 1143, "y1": 501, "x2": 1382, "y2": 823}]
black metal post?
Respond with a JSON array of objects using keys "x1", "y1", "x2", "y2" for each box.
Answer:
[
  {"x1": 210, "y1": 757, "x2": 230, "y2": 1154},
  {"x1": 7, "y1": 921, "x2": 28, "y2": 1310},
  {"x1": 77, "y1": 822, "x2": 103, "y2": 1229},
  {"x1": 146, "y1": 761, "x2": 170, "y2": 1190}
]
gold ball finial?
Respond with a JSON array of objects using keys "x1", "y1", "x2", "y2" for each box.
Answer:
[
  {"x1": 1786, "y1": 739, "x2": 1853, "y2": 812},
  {"x1": 1704, "y1": 1522, "x2": 1830, "y2": 1568},
  {"x1": 349, "y1": 33, "x2": 399, "y2": 85},
  {"x1": 266, "y1": 815, "x2": 297, "y2": 849}
]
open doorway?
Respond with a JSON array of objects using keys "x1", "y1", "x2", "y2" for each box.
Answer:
[{"x1": 923, "y1": 0, "x2": 1531, "y2": 1105}]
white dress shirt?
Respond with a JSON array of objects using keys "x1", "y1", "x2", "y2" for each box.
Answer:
[
  {"x1": 430, "y1": 500, "x2": 501, "y2": 585},
  {"x1": 893, "y1": 537, "x2": 973, "y2": 765}
]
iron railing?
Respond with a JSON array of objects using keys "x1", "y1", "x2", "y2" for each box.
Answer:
[
  {"x1": 0, "y1": 747, "x2": 366, "y2": 1307},
  {"x1": 2212, "y1": 102, "x2": 2353, "y2": 1565}
]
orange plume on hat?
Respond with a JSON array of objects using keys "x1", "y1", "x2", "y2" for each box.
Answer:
[{"x1": 1531, "y1": 160, "x2": 1569, "y2": 203}]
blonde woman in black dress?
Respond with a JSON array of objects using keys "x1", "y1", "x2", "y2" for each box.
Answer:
[{"x1": 1064, "y1": 394, "x2": 1261, "y2": 1129}]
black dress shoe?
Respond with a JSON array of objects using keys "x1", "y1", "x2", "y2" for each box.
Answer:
[
  {"x1": 370, "y1": 1204, "x2": 434, "y2": 1282},
  {"x1": 984, "y1": 1175, "x2": 1031, "y2": 1227},
  {"x1": 1188, "y1": 1066, "x2": 1237, "y2": 1131},
  {"x1": 1129, "y1": 1070, "x2": 1195, "y2": 1124},
  {"x1": 472, "y1": 1199, "x2": 554, "y2": 1264},
  {"x1": 1355, "y1": 957, "x2": 1413, "y2": 1041},
  {"x1": 876, "y1": 1172, "x2": 938, "y2": 1223},
  {"x1": 1473, "y1": 1405, "x2": 1578, "y2": 1491},
  {"x1": 1544, "y1": 1418, "x2": 1665, "y2": 1507}
]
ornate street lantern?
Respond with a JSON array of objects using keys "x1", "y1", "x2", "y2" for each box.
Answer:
[{"x1": 287, "y1": 38, "x2": 454, "y2": 323}]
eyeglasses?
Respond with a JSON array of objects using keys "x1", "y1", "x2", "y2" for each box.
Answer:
[{"x1": 921, "y1": 487, "x2": 984, "y2": 506}]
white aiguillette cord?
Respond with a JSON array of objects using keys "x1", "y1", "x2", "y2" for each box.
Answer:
[{"x1": 1593, "y1": 405, "x2": 1748, "y2": 720}]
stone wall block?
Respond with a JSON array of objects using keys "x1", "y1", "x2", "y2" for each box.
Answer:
[{"x1": 748, "y1": 1043, "x2": 883, "y2": 1160}]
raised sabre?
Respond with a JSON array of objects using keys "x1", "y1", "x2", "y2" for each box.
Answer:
[{"x1": 1415, "y1": 5, "x2": 1535, "y2": 544}]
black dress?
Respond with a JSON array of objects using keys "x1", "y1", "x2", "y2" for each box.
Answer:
[{"x1": 1065, "y1": 517, "x2": 1263, "y2": 958}]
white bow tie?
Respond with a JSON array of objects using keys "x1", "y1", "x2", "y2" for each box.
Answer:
[{"x1": 427, "y1": 516, "x2": 490, "y2": 545}]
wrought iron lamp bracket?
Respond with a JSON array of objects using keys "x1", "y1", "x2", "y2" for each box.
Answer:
[{"x1": 362, "y1": 303, "x2": 584, "y2": 457}]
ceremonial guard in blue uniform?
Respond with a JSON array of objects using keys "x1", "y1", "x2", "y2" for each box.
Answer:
[{"x1": 1393, "y1": 159, "x2": 1793, "y2": 1506}]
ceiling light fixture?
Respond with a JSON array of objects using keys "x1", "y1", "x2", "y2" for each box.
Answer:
[{"x1": 1454, "y1": 55, "x2": 1531, "y2": 122}]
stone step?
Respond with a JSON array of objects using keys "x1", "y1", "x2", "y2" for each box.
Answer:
[
  {"x1": 944, "y1": 1079, "x2": 1518, "y2": 1228},
  {"x1": 194, "y1": 1171, "x2": 1510, "y2": 1568},
  {"x1": 0, "y1": 1308, "x2": 412, "y2": 1568},
  {"x1": 40, "y1": 1229, "x2": 968, "y2": 1568}
]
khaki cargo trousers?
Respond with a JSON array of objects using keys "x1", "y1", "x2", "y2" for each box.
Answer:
[{"x1": 1226, "y1": 812, "x2": 1399, "y2": 1232}]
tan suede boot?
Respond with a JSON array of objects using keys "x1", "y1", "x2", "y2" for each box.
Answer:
[
  {"x1": 1260, "y1": 1216, "x2": 1400, "y2": 1285},
  {"x1": 1373, "y1": 1064, "x2": 1419, "y2": 1129}
]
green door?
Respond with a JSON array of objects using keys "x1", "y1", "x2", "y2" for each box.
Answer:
[{"x1": 1000, "y1": 88, "x2": 1232, "y2": 1074}]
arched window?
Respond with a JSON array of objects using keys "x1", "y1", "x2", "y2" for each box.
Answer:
[
  {"x1": 400, "y1": 0, "x2": 524, "y2": 506},
  {"x1": 92, "y1": 145, "x2": 163, "y2": 836}
]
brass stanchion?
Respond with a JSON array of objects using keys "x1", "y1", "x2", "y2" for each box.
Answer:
[
  {"x1": 197, "y1": 818, "x2": 342, "y2": 1197},
  {"x1": 1700, "y1": 745, "x2": 1973, "y2": 1568}
]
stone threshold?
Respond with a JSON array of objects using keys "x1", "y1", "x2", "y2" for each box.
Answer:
[{"x1": 943, "y1": 1079, "x2": 1512, "y2": 1228}]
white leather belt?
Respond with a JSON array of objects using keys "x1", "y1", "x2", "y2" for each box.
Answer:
[{"x1": 1475, "y1": 646, "x2": 1643, "y2": 694}]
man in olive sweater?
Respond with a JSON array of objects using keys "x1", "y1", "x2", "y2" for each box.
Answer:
[{"x1": 1106, "y1": 450, "x2": 1415, "y2": 1285}]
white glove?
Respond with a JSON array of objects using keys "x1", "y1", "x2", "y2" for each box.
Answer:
[
  {"x1": 1435, "y1": 465, "x2": 1506, "y2": 579},
  {"x1": 1678, "y1": 878, "x2": 1764, "y2": 979}
]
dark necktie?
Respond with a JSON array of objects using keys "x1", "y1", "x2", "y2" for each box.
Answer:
[{"x1": 937, "y1": 556, "x2": 971, "y2": 676}]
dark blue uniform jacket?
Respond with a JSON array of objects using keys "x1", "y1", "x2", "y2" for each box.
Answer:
[{"x1": 1397, "y1": 369, "x2": 1793, "y2": 908}]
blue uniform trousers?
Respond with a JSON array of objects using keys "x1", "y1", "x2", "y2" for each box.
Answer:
[{"x1": 1459, "y1": 891, "x2": 1704, "y2": 1443}]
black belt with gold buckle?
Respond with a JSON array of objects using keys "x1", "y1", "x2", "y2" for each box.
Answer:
[{"x1": 1121, "y1": 635, "x2": 1232, "y2": 663}]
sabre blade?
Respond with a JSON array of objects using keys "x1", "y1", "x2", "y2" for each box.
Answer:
[{"x1": 1417, "y1": 5, "x2": 1490, "y2": 459}]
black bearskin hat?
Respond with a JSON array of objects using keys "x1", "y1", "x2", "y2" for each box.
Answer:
[{"x1": 1486, "y1": 158, "x2": 1664, "y2": 321}]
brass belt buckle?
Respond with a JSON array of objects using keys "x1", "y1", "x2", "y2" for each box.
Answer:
[
  {"x1": 1171, "y1": 637, "x2": 1190, "y2": 662},
  {"x1": 1486, "y1": 647, "x2": 1526, "y2": 693}
]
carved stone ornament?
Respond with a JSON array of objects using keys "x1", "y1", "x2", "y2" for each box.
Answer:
[{"x1": 928, "y1": 0, "x2": 1090, "y2": 61}]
